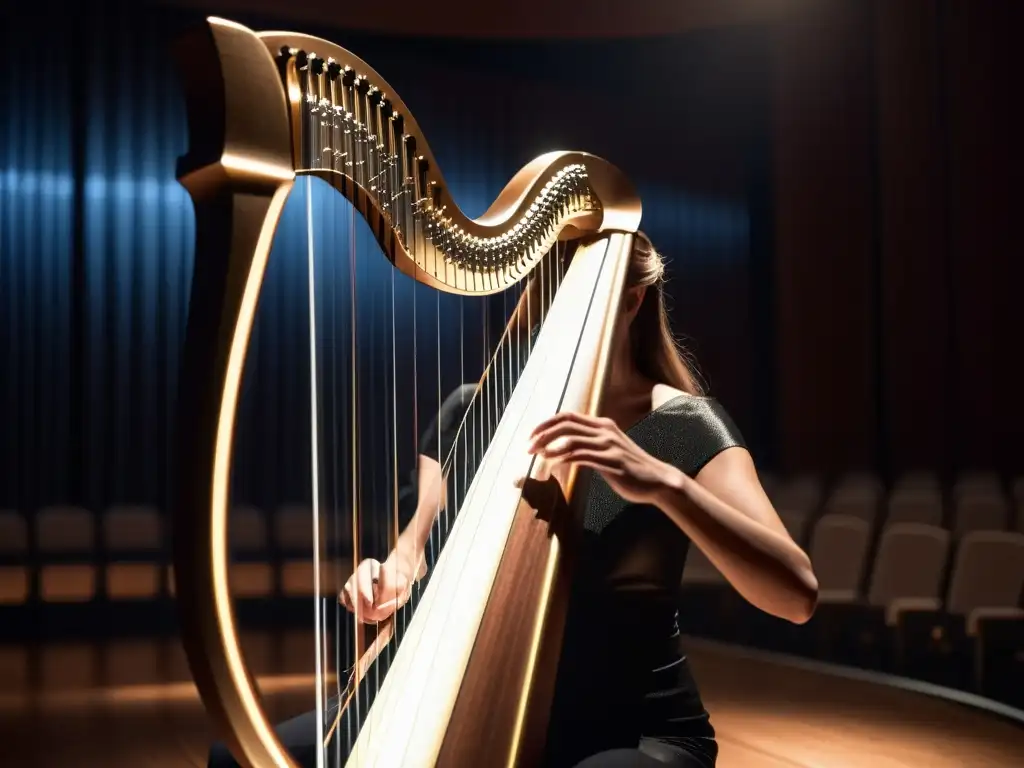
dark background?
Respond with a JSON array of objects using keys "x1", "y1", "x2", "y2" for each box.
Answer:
[{"x1": 1, "y1": 0, "x2": 1021, "y2": 519}]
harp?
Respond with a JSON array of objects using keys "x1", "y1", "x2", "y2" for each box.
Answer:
[{"x1": 171, "y1": 16, "x2": 641, "y2": 768}]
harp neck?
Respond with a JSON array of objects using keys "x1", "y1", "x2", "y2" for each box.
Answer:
[{"x1": 175, "y1": 18, "x2": 640, "y2": 296}]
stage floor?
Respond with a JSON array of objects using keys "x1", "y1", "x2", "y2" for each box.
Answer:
[{"x1": 0, "y1": 635, "x2": 1020, "y2": 767}]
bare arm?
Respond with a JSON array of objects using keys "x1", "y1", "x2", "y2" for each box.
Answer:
[
  {"x1": 654, "y1": 447, "x2": 818, "y2": 624},
  {"x1": 387, "y1": 454, "x2": 446, "y2": 580}
]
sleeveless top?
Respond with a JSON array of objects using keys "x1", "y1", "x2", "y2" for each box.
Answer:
[
  {"x1": 418, "y1": 391, "x2": 746, "y2": 766},
  {"x1": 543, "y1": 395, "x2": 745, "y2": 766}
]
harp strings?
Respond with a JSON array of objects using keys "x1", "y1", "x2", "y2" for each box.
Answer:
[
  {"x1": 359, "y1": 247, "x2": 562, "y2": 668},
  {"x1": 306, "y1": 185, "x2": 570, "y2": 765},
  {"x1": 304, "y1": 176, "x2": 327, "y2": 768},
  {"x1": 387, "y1": 241, "x2": 591, "y2": 768}
]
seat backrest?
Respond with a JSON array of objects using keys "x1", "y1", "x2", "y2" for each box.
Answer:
[
  {"x1": 1012, "y1": 476, "x2": 1024, "y2": 505},
  {"x1": 947, "y1": 531, "x2": 1024, "y2": 615},
  {"x1": 35, "y1": 506, "x2": 96, "y2": 603},
  {"x1": 833, "y1": 471, "x2": 883, "y2": 498},
  {"x1": 953, "y1": 492, "x2": 1010, "y2": 536},
  {"x1": 36, "y1": 506, "x2": 95, "y2": 554},
  {"x1": 779, "y1": 510, "x2": 811, "y2": 546},
  {"x1": 275, "y1": 504, "x2": 316, "y2": 553},
  {"x1": 103, "y1": 505, "x2": 162, "y2": 554},
  {"x1": 824, "y1": 487, "x2": 879, "y2": 522},
  {"x1": 867, "y1": 523, "x2": 950, "y2": 607},
  {"x1": 1011, "y1": 477, "x2": 1024, "y2": 533},
  {"x1": 773, "y1": 474, "x2": 823, "y2": 517},
  {"x1": 758, "y1": 471, "x2": 780, "y2": 501},
  {"x1": 809, "y1": 513, "x2": 872, "y2": 595},
  {"x1": 0, "y1": 510, "x2": 29, "y2": 605},
  {"x1": 886, "y1": 487, "x2": 943, "y2": 527},
  {"x1": 0, "y1": 510, "x2": 27, "y2": 555},
  {"x1": 231, "y1": 505, "x2": 269, "y2": 555},
  {"x1": 894, "y1": 470, "x2": 941, "y2": 495},
  {"x1": 953, "y1": 470, "x2": 1002, "y2": 500}
]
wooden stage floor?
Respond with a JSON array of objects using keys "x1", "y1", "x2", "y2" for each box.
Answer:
[{"x1": 0, "y1": 634, "x2": 1020, "y2": 767}]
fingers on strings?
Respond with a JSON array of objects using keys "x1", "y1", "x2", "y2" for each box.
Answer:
[
  {"x1": 529, "y1": 413, "x2": 617, "y2": 457},
  {"x1": 341, "y1": 559, "x2": 408, "y2": 624}
]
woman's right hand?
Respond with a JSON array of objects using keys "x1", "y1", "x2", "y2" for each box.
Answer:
[{"x1": 339, "y1": 554, "x2": 418, "y2": 623}]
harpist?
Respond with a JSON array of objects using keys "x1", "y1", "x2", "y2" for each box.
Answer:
[{"x1": 209, "y1": 234, "x2": 819, "y2": 768}]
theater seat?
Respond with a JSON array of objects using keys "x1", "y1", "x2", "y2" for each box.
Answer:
[
  {"x1": 886, "y1": 486, "x2": 943, "y2": 527},
  {"x1": 818, "y1": 523, "x2": 950, "y2": 669},
  {"x1": 779, "y1": 509, "x2": 811, "y2": 546},
  {"x1": 102, "y1": 504, "x2": 171, "y2": 636},
  {"x1": 1010, "y1": 477, "x2": 1024, "y2": 533},
  {"x1": 953, "y1": 470, "x2": 1002, "y2": 500},
  {"x1": 833, "y1": 471, "x2": 883, "y2": 499},
  {"x1": 0, "y1": 510, "x2": 29, "y2": 606},
  {"x1": 758, "y1": 471, "x2": 780, "y2": 501},
  {"x1": 0, "y1": 510, "x2": 31, "y2": 641},
  {"x1": 799, "y1": 514, "x2": 873, "y2": 659},
  {"x1": 1012, "y1": 476, "x2": 1024, "y2": 504},
  {"x1": 872, "y1": 524, "x2": 951, "y2": 618},
  {"x1": 974, "y1": 605, "x2": 1024, "y2": 708},
  {"x1": 103, "y1": 505, "x2": 163, "y2": 600},
  {"x1": 34, "y1": 505, "x2": 96, "y2": 637},
  {"x1": 230, "y1": 505, "x2": 272, "y2": 599},
  {"x1": 275, "y1": 504, "x2": 315, "y2": 553},
  {"x1": 771, "y1": 474, "x2": 823, "y2": 519},
  {"x1": 893, "y1": 470, "x2": 941, "y2": 495},
  {"x1": 810, "y1": 514, "x2": 872, "y2": 604},
  {"x1": 280, "y1": 559, "x2": 339, "y2": 597},
  {"x1": 823, "y1": 486, "x2": 879, "y2": 523},
  {"x1": 37, "y1": 506, "x2": 95, "y2": 604},
  {"x1": 893, "y1": 530, "x2": 1024, "y2": 694},
  {"x1": 275, "y1": 504, "x2": 336, "y2": 597},
  {"x1": 947, "y1": 531, "x2": 1024, "y2": 617},
  {"x1": 232, "y1": 562, "x2": 275, "y2": 598},
  {"x1": 952, "y1": 491, "x2": 1010, "y2": 536}
]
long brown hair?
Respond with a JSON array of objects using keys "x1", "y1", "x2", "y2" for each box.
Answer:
[{"x1": 626, "y1": 233, "x2": 705, "y2": 396}]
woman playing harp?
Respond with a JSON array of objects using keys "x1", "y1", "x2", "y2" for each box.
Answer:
[
  {"x1": 171, "y1": 16, "x2": 819, "y2": 768},
  {"x1": 208, "y1": 233, "x2": 818, "y2": 768}
]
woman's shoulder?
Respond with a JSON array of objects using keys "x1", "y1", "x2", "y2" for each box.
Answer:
[
  {"x1": 644, "y1": 386, "x2": 746, "y2": 475},
  {"x1": 651, "y1": 383, "x2": 689, "y2": 411},
  {"x1": 650, "y1": 385, "x2": 723, "y2": 419}
]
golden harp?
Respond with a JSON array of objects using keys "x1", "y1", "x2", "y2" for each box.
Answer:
[{"x1": 171, "y1": 16, "x2": 642, "y2": 768}]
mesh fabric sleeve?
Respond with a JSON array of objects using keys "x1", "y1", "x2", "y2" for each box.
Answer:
[
  {"x1": 418, "y1": 383, "x2": 477, "y2": 465},
  {"x1": 583, "y1": 396, "x2": 746, "y2": 534},
  {"x1": 663, "y1": 397, "x2": 747, "y2": 478}
]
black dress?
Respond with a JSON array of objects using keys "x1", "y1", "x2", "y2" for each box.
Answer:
[
  {"x1": 209, "y1": 392, "x2": 744, "y2": 768},
  {"x1": 542, "y1": 394, "x2": 744, "y2": 768}
]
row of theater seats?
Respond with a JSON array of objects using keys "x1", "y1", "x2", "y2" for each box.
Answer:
[
  {"x1": 681, "y1": 471, "x2": 1024, "y2": 708},
  {"x1": 763, "y1": 470, "x2": 1024, "y2": 535},
  {"x1": 1, "y1": 471, "x2": 1021, "y2": 706},
  {"x1": 0, "y1": 504, "x2": 338, "y2": 620},
  {"x1": 2, "y1": 472, "x2": 1022, "y2": 610}
]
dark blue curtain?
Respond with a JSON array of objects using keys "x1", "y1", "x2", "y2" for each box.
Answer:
[
  {"x1": 0, "y1": 3, "x2": 768, "y2": 516},
  {"x1": 1, "y1": 17, "x2": 76, "y2": 510},
  {"x1": 78, "y1": 7, "x2": 195, "y2": 511}
]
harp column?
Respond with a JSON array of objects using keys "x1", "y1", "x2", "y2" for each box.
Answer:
[{"x1": 172, "y1": 16, "x2": 299, "y2": 768}]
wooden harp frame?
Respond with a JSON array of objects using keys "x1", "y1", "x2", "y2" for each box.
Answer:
[{"x1": 171, "y1": 16, "x2": 642, "y2": 768}]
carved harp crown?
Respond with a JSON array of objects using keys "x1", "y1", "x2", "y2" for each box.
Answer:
[{"x1": 172, "y1": 16, "x2": 643, "y2": 768}]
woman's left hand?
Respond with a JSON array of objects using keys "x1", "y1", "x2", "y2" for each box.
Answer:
[{"x1": 527, "y1": 412, "x2": 676, "y2": 505}]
